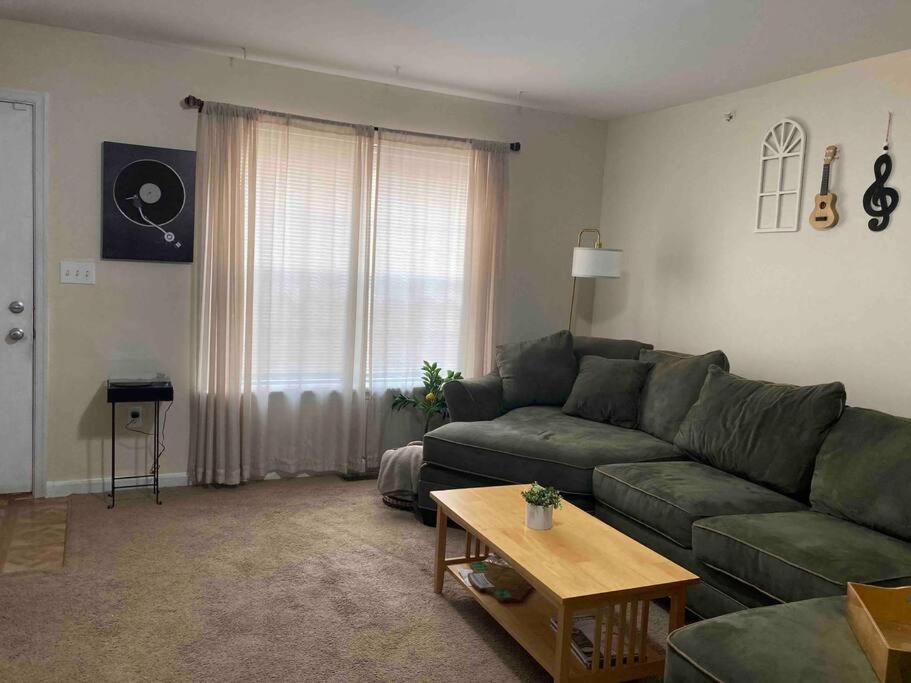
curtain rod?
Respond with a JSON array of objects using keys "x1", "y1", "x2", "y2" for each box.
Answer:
[{"x1": 182, "y1": 95, "x2": 520, "y2": 151}]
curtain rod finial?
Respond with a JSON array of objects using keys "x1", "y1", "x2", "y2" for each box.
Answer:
[
  {"x1": 183, "y1": 95, "x2": 204, "y2": 112},
  {"x1": 509, "y1": 142, "x2": 521, "y2": 152}
]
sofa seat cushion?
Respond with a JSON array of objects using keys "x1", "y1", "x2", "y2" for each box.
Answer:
[
  {"x1": 593, "y1": 462, "x2": 806, "y2": 548},
  {"x1": 665, "y1": 597, "x2": 878, "y2": 683},
  {"x1": 418, "y1": 463, "x2": 595, "y2": 514},
  {"x1": 693, "y1": 511, "x2": 911, "y2": 604},
  {"x1": 423, "y1": 406, "x2": 683, "y2": 496},
  {"x1": 675, "y1": 366, "x2": 846, "y2": 498},
  {"x1": 811, "y1": 406, "x2": 911, "y2": 542}
]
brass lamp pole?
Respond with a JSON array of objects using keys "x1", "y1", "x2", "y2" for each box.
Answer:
[{"x1": 568, "y1": 228, "x2": 622, "y2": 332}]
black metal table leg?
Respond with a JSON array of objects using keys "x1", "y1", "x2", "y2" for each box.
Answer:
[
  {"x1": 154, "y1": 400, "x2": 161, "y2": 504},
  {"x1": 108, "y1": 402, "x2": 116, "y2": 509}
]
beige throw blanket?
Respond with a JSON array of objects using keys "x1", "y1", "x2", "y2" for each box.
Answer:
[{"x1": 377, "y1": 441, "x2": 424, "y2": 501}]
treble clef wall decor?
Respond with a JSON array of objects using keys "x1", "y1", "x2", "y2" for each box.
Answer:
[{"x1": 863, "y1": 112, "x2": 900, "y2": 232}]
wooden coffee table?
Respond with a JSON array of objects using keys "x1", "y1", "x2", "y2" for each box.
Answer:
[{"x1": 431, "y1": 485, "x2": 699, "y2": 682}]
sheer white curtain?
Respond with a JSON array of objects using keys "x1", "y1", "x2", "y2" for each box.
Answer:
[
  {"x1": 191, "y1": 105, "x2": 508, "y2": 483},
  {"x1": 247, "y1": 115, "x2": 375, "y2": 476},
  {"x1": 190, "y1": 103, "x2": 257, "y2": 485},
  {"x1": 463, "y1": 141, "x2": 509, "y2": 375},
  {"x1": 191, "y1": 107, "x2": 374, "y2": 483}
]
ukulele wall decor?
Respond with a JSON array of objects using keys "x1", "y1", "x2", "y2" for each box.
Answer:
[
  {"x1": 863, "y1": 112, "x2": 899, "y2": 232},
  {"x1": 809, "y1": 145, "x2": 839, "y2": 230}
]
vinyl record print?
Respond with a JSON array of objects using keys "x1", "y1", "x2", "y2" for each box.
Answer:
[{"x1": 102, "y1": 142, "x2": 196, "y2": 262}]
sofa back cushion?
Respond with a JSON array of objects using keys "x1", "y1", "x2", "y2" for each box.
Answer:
[
  {"x1": 496, "y1": 330, "x2": 578, "y2": 410},
  {"x1": 572, "y1": 336, "x2": 653, "y2": 362},
  {"x1": 562, "y1": 357, "x2": 654, "y2": 428},
  {"x1": 810, "y1": 407, "x2": 911, "y2": 541},
  {"x1": 637, "y1": 349, "x2": 729, "y2": 443},
  {"x1": 675, "y1": 366, "x2": 846, "y2": 497}
]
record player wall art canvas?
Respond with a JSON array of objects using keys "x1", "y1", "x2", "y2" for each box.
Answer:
[{"x1": 102, "y1": 142, "x2": 196, "y2": 263}]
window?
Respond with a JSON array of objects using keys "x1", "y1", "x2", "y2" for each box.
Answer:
[
  {"x1": 193, "y1": 103, "x2": 508, "y2": 477},
  {"x1": 250, "y1": 122, "x2": 471, "y2": 392},
  {"x1": 369, "y1": 132, "x2": 470, "y2": 389},
  {"x1": 252, "y1": 118, "x2": 364, "y2": 388}
]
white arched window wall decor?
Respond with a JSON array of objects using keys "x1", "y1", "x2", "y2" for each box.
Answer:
[{"x1": 755, "y1": 118, "x2": 806, "y2": 233}]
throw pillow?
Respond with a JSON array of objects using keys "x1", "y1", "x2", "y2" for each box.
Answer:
[
  {"x1": 496, "y1": 330, "x2": 578, "y2": 410},
  {"x1": 675, "y1": 366, "x2": 846, "y2": 497},
  {"x1": 637, "y1": 349, "x2": 730, "y2": 443},
  {"x1": 572, "y1": 336, "x2": 654, "y2": 362},
  {"x1": 810, "y1": 407, "x2": 911, "y2": 542},
  {"x1": 562, "y1": 357, "x2": 654, "y2": 428}
]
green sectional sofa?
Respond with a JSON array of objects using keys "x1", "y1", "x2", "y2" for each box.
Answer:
[{"x1": 418, "y1": 332, "x2": 911, "y2": 680}]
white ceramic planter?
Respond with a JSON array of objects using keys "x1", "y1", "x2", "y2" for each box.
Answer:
[{"x1": 525, "y1": 502, "x2": 554, "y2": 530}]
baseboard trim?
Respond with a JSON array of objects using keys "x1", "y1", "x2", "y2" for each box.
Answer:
[{"x1": 46, "y1": 472, "x2": 190, "y2": 498}]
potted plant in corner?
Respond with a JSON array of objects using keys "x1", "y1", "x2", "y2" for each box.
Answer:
[
  {"x1": 391, "y1": 361, "x2": 463, "y2": 434},
  {"x1": 521, "y1": 482, "x2": 563, "y2": 530}
]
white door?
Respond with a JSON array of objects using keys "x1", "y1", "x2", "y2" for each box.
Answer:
[{"x1": 0, "y1": 99, "x2": 35, "y2": 494}]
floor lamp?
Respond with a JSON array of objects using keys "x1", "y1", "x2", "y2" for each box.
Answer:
[{"x1": 568, "y1": 228, "x2": 622, "y2": 331}]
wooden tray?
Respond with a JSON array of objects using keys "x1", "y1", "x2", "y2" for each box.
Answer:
[{"x1": 846, "y1": 583, "x2": 911, "y2": 683}]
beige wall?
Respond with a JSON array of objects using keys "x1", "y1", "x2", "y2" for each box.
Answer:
[
  {"x1": 0, "y1": 19, "x2": 608, "y2": 484},
  {"x1": 594, "y1": 49, "x2": 911, "y2": 417}
]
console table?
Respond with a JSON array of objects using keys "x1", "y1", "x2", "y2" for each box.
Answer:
[{"x1": 105, "y1": 379, "x2": 173, "y2": 508}]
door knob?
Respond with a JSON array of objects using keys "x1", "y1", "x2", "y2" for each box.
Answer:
[
  {"x1": 7, "y1": 328, "x2": 25, "y2": 342},
  {"x1": 8, "y1": 301, "x2": 24, "y2": 314}
]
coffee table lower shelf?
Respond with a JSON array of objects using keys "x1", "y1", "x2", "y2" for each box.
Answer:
[
  {"x1": 445, "y1": 562, "x2": 665, "y2": 682},
  {"x1": 431, "y1": 487, "x2": 697, "y2": 683},
  {"x1": 446, "y1": 562, "x2": 564, "y2": 676}
]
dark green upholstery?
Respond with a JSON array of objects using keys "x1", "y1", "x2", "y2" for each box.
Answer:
[
  {"x1": 594, "y1": 502, "x2": 772, "y2": 618},
  {"x1": 665, "y1": 597, "x2": 878, "y2": 683},
  {"x1": 675, "y1": 367, "x2": 846, "y2": 497},
  {"x1": 693, "y1": 511, "x2": 911, "y2": 603},
  {"x1": 422, "y1": 406, "x2": 683, "y2": 496},
  {"x1": 444, "y1": 335, "x2": 654, "y2": 422},
  {"x1": 418, "y1": 463, "x2": 595, "y2": 517},
  {"x1": 442, "y1": 372, "x2": 503, "y2": 422},
  {"x1": 496, "y1": 330, "x2": 577, "y2": 410},
  {"x1": 811, "y1": 406, "x2": 911, "y2": 542},
  {"x1": 572, "y1": 336, "x2": 653, "y2": 362},
  {"x1": 562, "y1": 357, "x2": 653, "y2": 428},
  {"x1": 420, "y1": 329, "x2": 911, "y2": 683},
  {"x1": 593, "y1": 461, "x2": 805, "y2": 548},
  {"x1": 637, "y1": 349, "x2": 729, "y2": 443}
]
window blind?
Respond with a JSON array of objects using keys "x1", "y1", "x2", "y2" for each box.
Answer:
[{"x1": 251, "y1": 123, "x2": 471, "y2": 392}]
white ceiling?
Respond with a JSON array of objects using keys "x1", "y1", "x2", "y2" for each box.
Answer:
[{"x1": 2, "y1": 0, "x2": 911, "y2": 119}]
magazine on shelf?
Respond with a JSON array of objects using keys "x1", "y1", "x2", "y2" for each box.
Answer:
[
  {"x1": 548, "y1": 614, "x2": 655, "y2": 669},
  {"x1": 455, "y1": 555, "x2": 533, "y2": 603}
]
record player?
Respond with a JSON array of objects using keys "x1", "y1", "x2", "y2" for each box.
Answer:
[{"x1": 106, "y1": 376, "x2": 174, "y2": 403}]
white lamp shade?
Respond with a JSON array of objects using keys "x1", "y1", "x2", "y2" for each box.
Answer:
[{"x1": 572, "y1": 247, "x2": 622, "y2": 278}]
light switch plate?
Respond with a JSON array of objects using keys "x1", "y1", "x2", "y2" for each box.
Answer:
[{"x1": 60, "y1": 260, "x2": 96, "y2": 285}]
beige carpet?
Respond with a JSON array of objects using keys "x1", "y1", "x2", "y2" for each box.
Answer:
[{"x1": 0, "y1": 477, "x2": 665, "y2": 681}]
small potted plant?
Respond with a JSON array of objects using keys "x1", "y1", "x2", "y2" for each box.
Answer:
[
  {"x1": 391, "y1": 361, "x2": 463, "y2": 434},
  {"x1": 521, "y1": 482, "x2": 562, "y2": 530}
]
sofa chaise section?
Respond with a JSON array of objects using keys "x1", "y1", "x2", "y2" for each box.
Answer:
[
  {"x1": 416, "y1": 335, "x2": 658, "y2": 521},
  {"x1": 422, "y1": 406, "x2": 683, "y2": 513}
]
